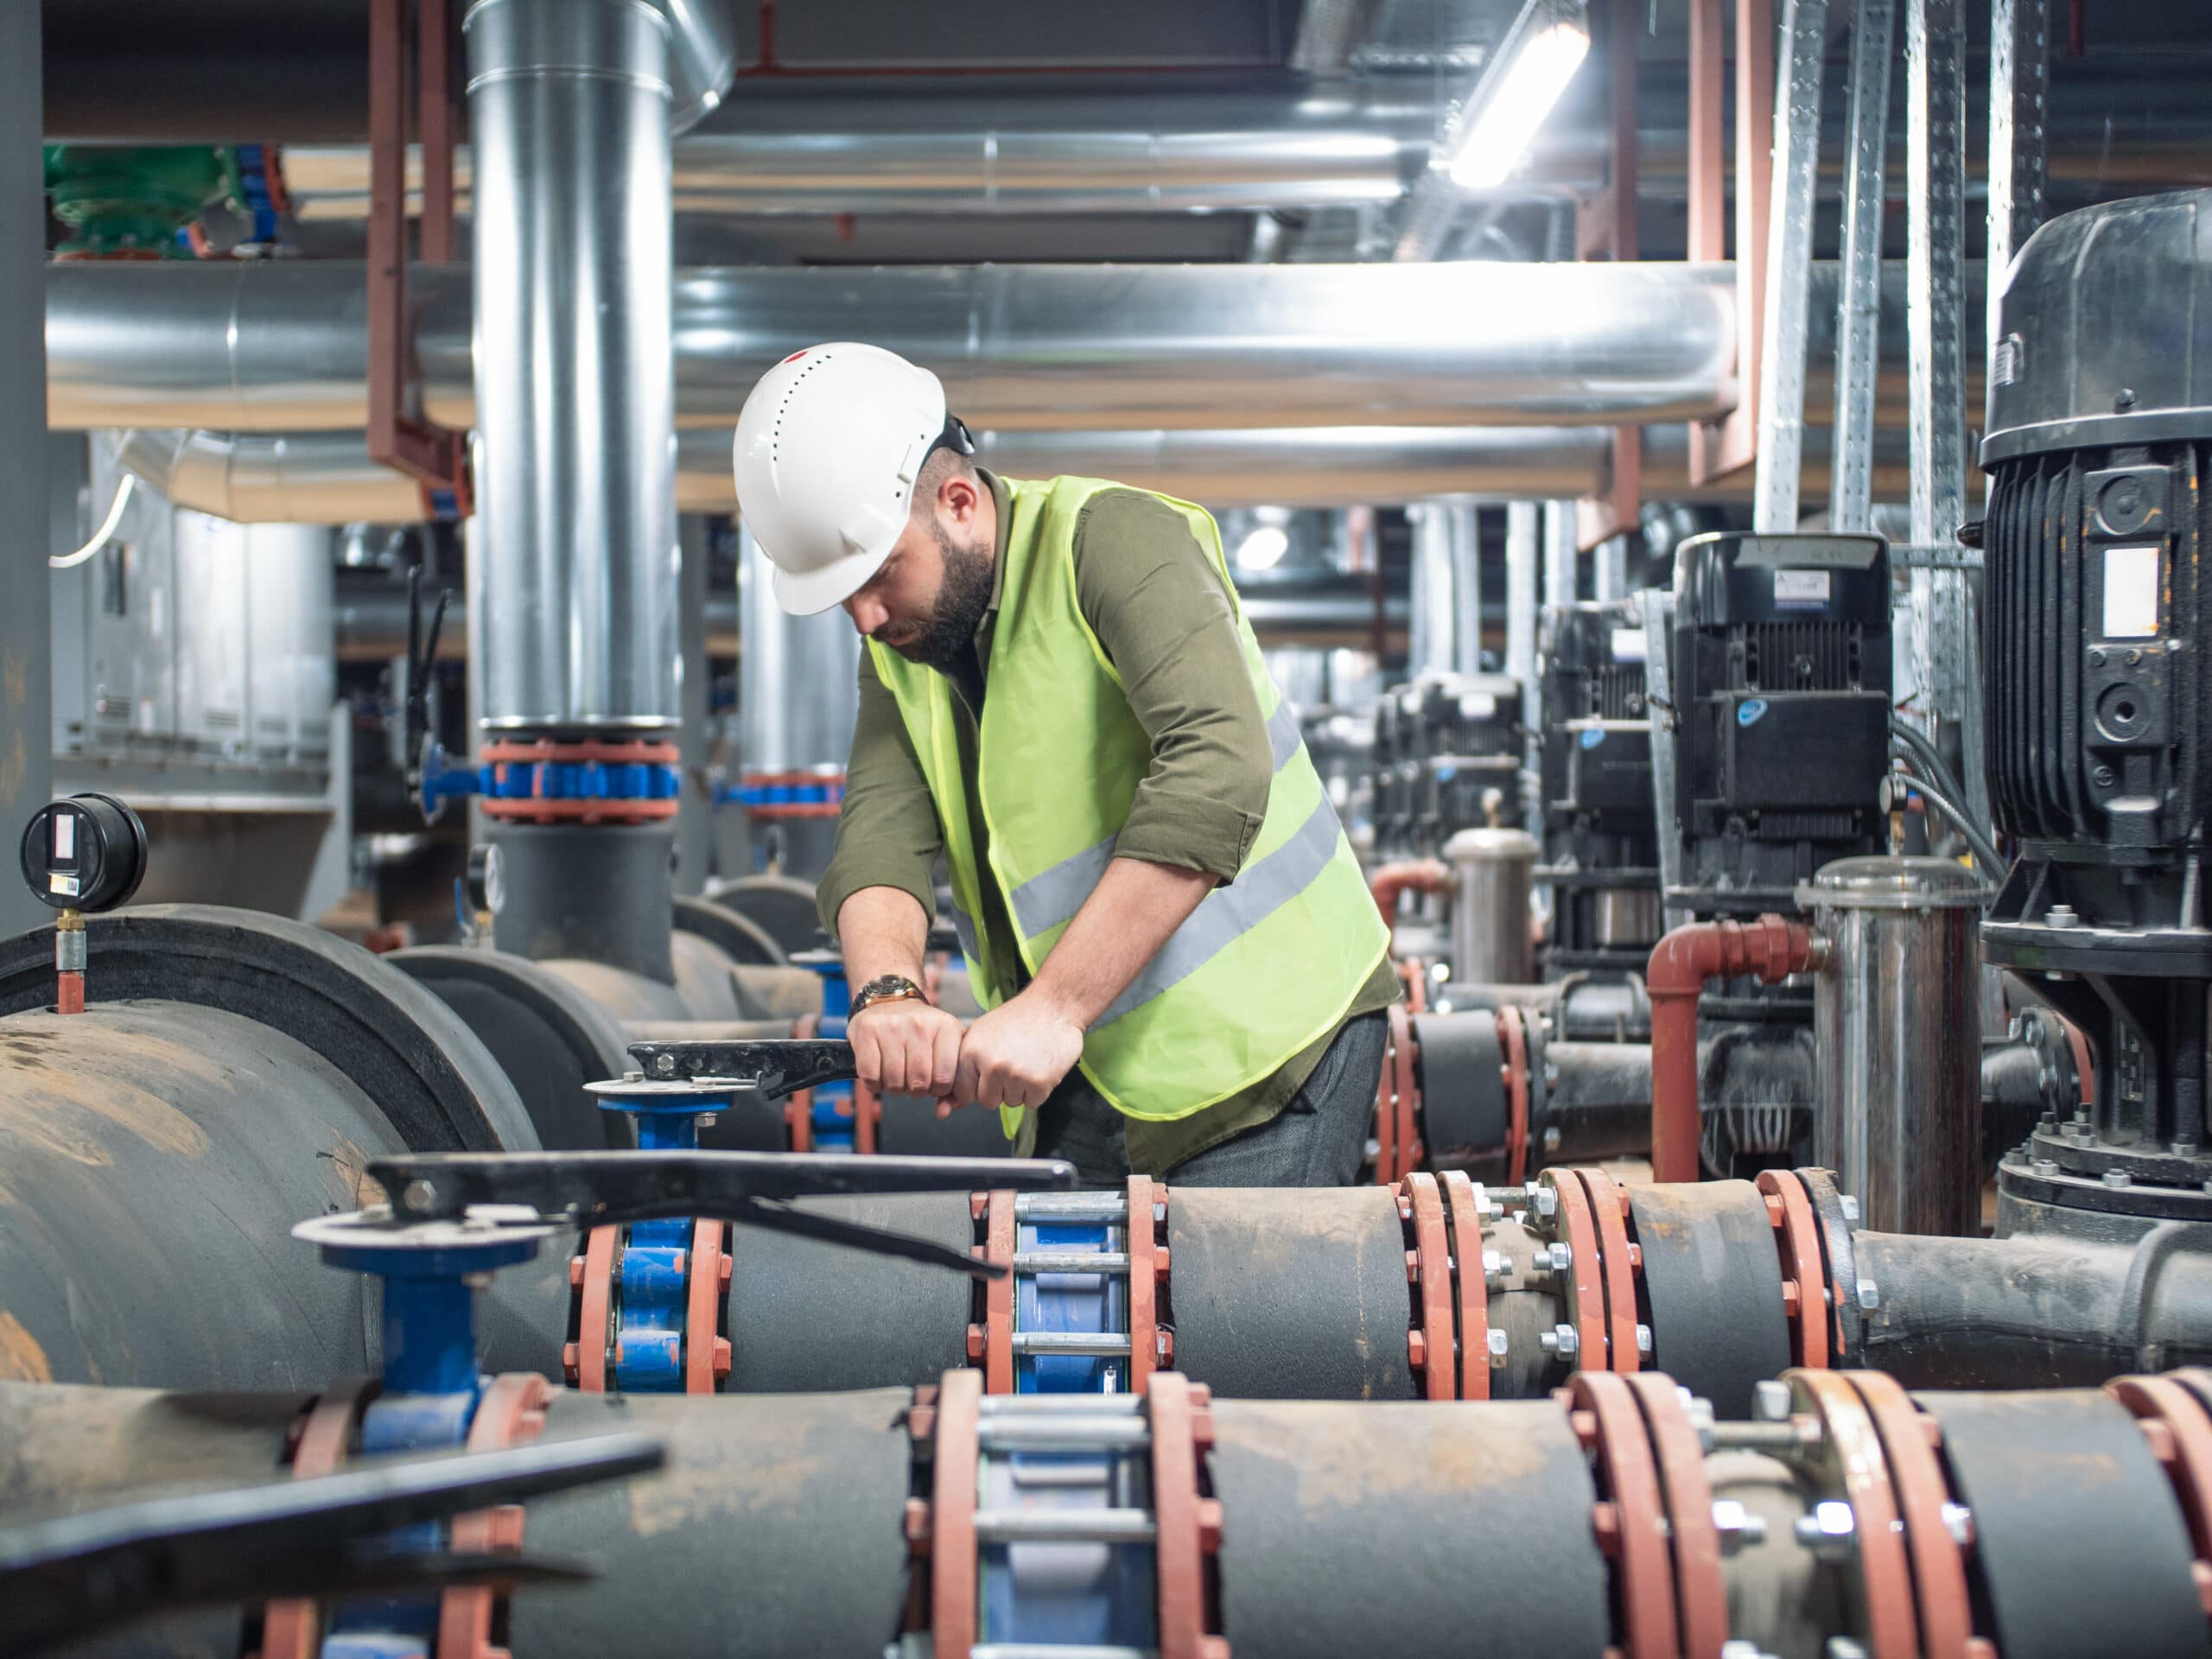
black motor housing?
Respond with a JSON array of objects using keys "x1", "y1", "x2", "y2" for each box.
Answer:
[{"x1": 1669, "y1": 531, "x2": 1894, "y2": 914}]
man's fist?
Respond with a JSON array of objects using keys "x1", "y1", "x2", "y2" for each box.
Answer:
[
  {"x1": 849, "y1": 996, "x2": 963, "y2": 1101},
  {"x1": 952, "y1": 990, "x2": 1085, "y2": 1115}
]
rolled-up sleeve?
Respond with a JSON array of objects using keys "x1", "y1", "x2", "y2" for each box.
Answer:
[
  {"x1": 1073, "y1": 490, "x2": 1271, "y2": 884},
  {"x1": 816, "y1": 647, "x2": 944, "y2": 938}
]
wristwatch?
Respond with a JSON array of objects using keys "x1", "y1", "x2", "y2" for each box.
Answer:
[{"x1": 850, "y1": 973, "x2": 926, "y2": 1017}]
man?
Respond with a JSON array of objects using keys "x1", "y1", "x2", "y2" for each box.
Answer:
[{"x1": 732, "y1": 342, "x2": 1396, "y2": 1185}]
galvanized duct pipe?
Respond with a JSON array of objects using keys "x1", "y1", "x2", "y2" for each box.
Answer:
[
  {"x1": 465, "y1": 0, "x2": 700, "y2": 733},
  {"x1": 128, "y1": 421, "x2": 1916, "y2": 525},
  {"x1": 284, "y1": 82, "x2": 1433, "y2": 218},
  {"x1": 45, "y1": 258, "x2": 1740, "y2": 434},
  {"x1": 260, "y1": 60, "x2": 2212, "y2": 218}
]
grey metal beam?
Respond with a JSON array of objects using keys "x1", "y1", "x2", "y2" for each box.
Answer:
[
  {"x1": 1905, "y1": 0, "x2": 1988, "y2": 831},
  {"x1": 1, "y1": 0, "x2": 49, "y2": 935},
  {"x1": 1753, "y1": 0, "x2": 1831, "y2": 533},
  {"x1": 1985, "y1": 0, "x2": 2049, "y2": 462},
  {"x1": 1828, "y1": 0, "x2": 1895, "y2": 532}
]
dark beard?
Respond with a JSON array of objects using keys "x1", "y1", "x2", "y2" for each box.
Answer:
[{"x1": 889, "y1": 518, "x2": 995, "y2": 669}]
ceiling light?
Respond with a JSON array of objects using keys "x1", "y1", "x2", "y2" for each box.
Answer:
[
  {"x1": 1236, "y1": 525, "x2": 1290, "y2": 571},
  {"x1": 1443, "y1": 0, "x2": 1592, "y2": 191}
]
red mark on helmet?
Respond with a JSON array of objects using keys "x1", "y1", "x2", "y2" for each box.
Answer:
[{"x1": 780, "y1": 349, "x2": 809, "y2": 365}]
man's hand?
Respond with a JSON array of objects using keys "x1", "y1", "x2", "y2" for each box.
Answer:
[
  {"x1": 951, "y1": 989, "x2": 1086, "y2": 1116},
  {"x1": 849, "y1": 998, "x2": 963, "y2": 1102}
]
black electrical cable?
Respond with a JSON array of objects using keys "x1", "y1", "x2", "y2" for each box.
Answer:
[
  {"x1": 1888, "y1": 715, "x2": 1980, "y2": 822},
  {"x1": 1885, "y1": 768, "x2": 2005, "y2": 882}
]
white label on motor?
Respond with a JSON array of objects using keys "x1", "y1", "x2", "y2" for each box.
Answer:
[
  {"x1": 1459, "y1": 693, "x2": 1497, "y2": 720},
  {"x1": 1610, "y1": 627, "x2": 1649, "y2": 662},
  {"x1": 1773, "y1": 569, "x2": 1832, "y2": 606},
  {"x1": 51, "y1": 814, "x2": 73, "y2": 861},
  {"x1": 2103, "y1": 544, "x2": 2162, "y2": 638},
  {"x1": 48, "y1": 873, "x2": 79, "y2": 897}
]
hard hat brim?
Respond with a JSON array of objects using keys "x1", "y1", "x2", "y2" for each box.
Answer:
[{"x1": 769, "y1": 537, "x2": 893, "y2": 617}]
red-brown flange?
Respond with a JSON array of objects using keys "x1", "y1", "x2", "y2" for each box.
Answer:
[
  {"x1": 1371, "y1": 1012, "x2": 1399, "y2": 1186},
  {"x1": 1757, "y1": 1171, "x2": 1831, "y2": 1370},
  {"x1": 1148, "y1": 1372, "x2": 1230, "y2": 1659},
  {"x1": 1567, "y1": 1370, "x2": 1680, "y2": 1659},
  {"x1": 257, "y1": 1378, "x2": 376, "y2": 1659},
  {"x1": 930, "y1": 1367, "x2": 983, "y2": 1659},
  {"x1": 1440, "y1": 1170, "x2": 1493, "y2": 1402},
  {"x1": 1794, "y1": 1370, "x2": 1918, "y2": 1659},
  {"x1": 1498, "y1": 1004, "x2": 1531, "y2": 1188},
  {"x1": 570, "y1": 1223, "x2": 619, "y2": 1393},
  {"x1": 1128, "y1": 1176, "x2": 1160, "y2": 1391},
  {"x1": 683, "y1": 1217, "x2": 732, "y2": 1394},
  {"x1": 1541, "y1": 1168, "x2": 1611, "y2": 1372},
  {"x1": 982, "y1": 1190, "x2": 1015, "y2": 1394},
  {"x1": 851, "y1": 1075, "x2": 880, "y2": 1154},
  {"x1": 1574, "y1": 1166, "x2": 1642, "y2": 1375},
  {"x1": 437, "y1": 1371, "x2": 552, "y2": 1659},
  {"x1": 1394, "y1": 1002, "x2": 1424, "y2": 1173},
  {"x1": 1623, "y1": 1371, "x2": 1727, "y2": 1659},
  {"x1": 2107, "y1": 1373, "x2": 2212, "y2": 1624},
  {"x1": 477, "y1": 739, "x2": 683, "y2": 824},
  {"x1": 1847, "y1": 1370, "x2": 1975, "y2": 1659},
  {"x1": 1402, "y1": 1173, "x2": 1456, "y2": 1401}
]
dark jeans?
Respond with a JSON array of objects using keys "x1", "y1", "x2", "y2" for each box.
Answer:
[{"x1": 1031, "y1": 1010, "x2": 1387, "y2": 1187}]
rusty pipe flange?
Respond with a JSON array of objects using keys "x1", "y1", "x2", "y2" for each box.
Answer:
[
  {"x1": 563, "y1": 1223, "x2": 619, "y2": 1392},
  {"x1": 1571, "y1": 1166, "x2": 1643, "y2": 1375},
  {"x1": 1620, "y1": 1371, "x2": 1727, "y2": 1659},
  {"x1": 1786, "y1": 1370, "x2": 1919, "y2": 1659},
  {"x1": 477, "y1": 738, "x2": 683, "y2": 825},
  {"x1": 975, "y1": 1190, "x2": 1015, "y2": 1394},
  {"x1": 1130, "y1": 1175, "x2": 1166, "y2": 1389},
  {"x1": 1147, "y1": 1371, "x2": 1230, "y2": 1659},
  {"x1": 257, "y1": 1378, "x2": 378, "y2": 1659},
  {"x1": 1790, "y1": 1166, "x2": 1866, "y2": 1366},
  {"x1": 1536, "y1": 1167, "x2": 1611, "y2": 1374},
  {"x1": 1498, "y1": 1004, "x2": 1532, "y2": 1188},
  {"x1": 1757, "y1": 1170, "x2": 1832, "y2": 1371},
  {"x1": 1398, "y1": 1173, "x2": 1458, "y2": 1399},
  {"x1": 436, "y1": 1371, "x2": 552, "y2": 1659},
  {"x1": 1562, "y1": 1370, "x2": 1680, "y2": 1659},
  {"x1": 1844, "y1": 1370, "x2": 1978, "y2": 1659},
  {"x1": 928, "y1": 1368, "x2": 984, "y2": 1659},
  {"x1": 683, "y1": 1217, "x2": 733, "y2": 1394},
  {"x1": 2108, "y1": 1372, "x2": 2212, "y2": 1624},
  {"x1": 1439, "y1": 1171, "x2": 1496, "y2": 1400}
]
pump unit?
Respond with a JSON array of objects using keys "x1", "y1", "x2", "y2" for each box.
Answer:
[
  {"x1": 1980, "y1": 189, "x2": 2212, "y2": 1231},
  {"x1": 1669, "y1": 531, "x2": 1894, "y2": 914},
  {"x1": 1537, "y1": 601, "x2": 1661, "y2": 976}
]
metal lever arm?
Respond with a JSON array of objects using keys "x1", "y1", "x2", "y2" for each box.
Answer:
[
  {"x1": 0, "y1": 1433, "x2": 664, "y2": 1655},
  {"x1": 625, "y1": 1036, "x2": 857, "y2": 1098}
]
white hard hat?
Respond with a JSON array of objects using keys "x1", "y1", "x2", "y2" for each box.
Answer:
[{"x1": 733, "y1": 342, "x2": 964, "y2": 616}]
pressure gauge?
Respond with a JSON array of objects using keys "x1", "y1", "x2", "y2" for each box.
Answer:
[{"x1": 19, "y1": 792, "x2": 149, "y2": 913}]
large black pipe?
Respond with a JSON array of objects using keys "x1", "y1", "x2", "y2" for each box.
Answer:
[
  {"x1": 0, "y1": 907, "x2": 569, "y2": 1388},
  {"x1": 1856, "y1": 1224, "x2": 2212, "y2": 1389}
]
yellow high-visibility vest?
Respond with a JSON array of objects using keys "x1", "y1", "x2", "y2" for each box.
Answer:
[{"x1": 868, "y1": 475, "x2": 1389, "y2": 1126}]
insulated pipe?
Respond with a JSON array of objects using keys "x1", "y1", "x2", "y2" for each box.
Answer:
[
  {"x1": 465, "y1": 0, "x2": 681, "y2": 733},
  {"x1": 1369, "y1": 859, "x2": 1449, "y2": 923},
  {"x1": 45, "y1": 258, "x2": 1739, "y2": 433},
  {"x1": 117, "y1": 420, "x2": 1919, "y2": 524},
  {"x1": 1648, "y1": 916, "x2": 1821, "y2": 1183}
]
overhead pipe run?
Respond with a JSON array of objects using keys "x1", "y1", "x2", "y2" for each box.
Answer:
[
  {"x1": 123, "y1": 421, "x2": 1915, "y2": 525},
  {"x1": 46, "y1": 257, "x2": 1740, "y2": 433}
]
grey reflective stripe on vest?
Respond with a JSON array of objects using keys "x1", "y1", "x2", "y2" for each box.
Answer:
[
  {"x1": 1006, "y1": 696, "x2": 1304, "y2": 940},
  {"x1": 950, "y1": 906, "x2": 981, "y2": 963},
  {"x1": 1091, "y1": 791, "x2": 1348, "y2": 1030}
]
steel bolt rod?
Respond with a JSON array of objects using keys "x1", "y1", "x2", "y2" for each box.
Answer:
[
  {"x1": 1014, "y1": 1194, "x2": 1131, "y2": 1221},
  {"x1": 1007, "y1": 1332, "x2": 1136, "y2": 1357},
  {"x1": 978, "y1": 1419, "x2": 1153, "y2": 1451},
  {"x1": 972, "y1": 1508, "x2": 1160, "y2": 1544},
  {"x1": 1013, "y1": 1251, "x2": 1132, "y2": 1274}
]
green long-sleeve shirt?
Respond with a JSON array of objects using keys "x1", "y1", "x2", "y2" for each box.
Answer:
[{"x1": 817, "y1": 470, "x2": 1397, "y2": 1173}]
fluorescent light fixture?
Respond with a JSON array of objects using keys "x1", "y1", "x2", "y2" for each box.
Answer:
[
  {"x1": 1236, "y1": 525, "x2": 1291, "y2": 571},
  {"x1": 1443, "y1": 0, "x2": 1592, "y2": 191}
]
